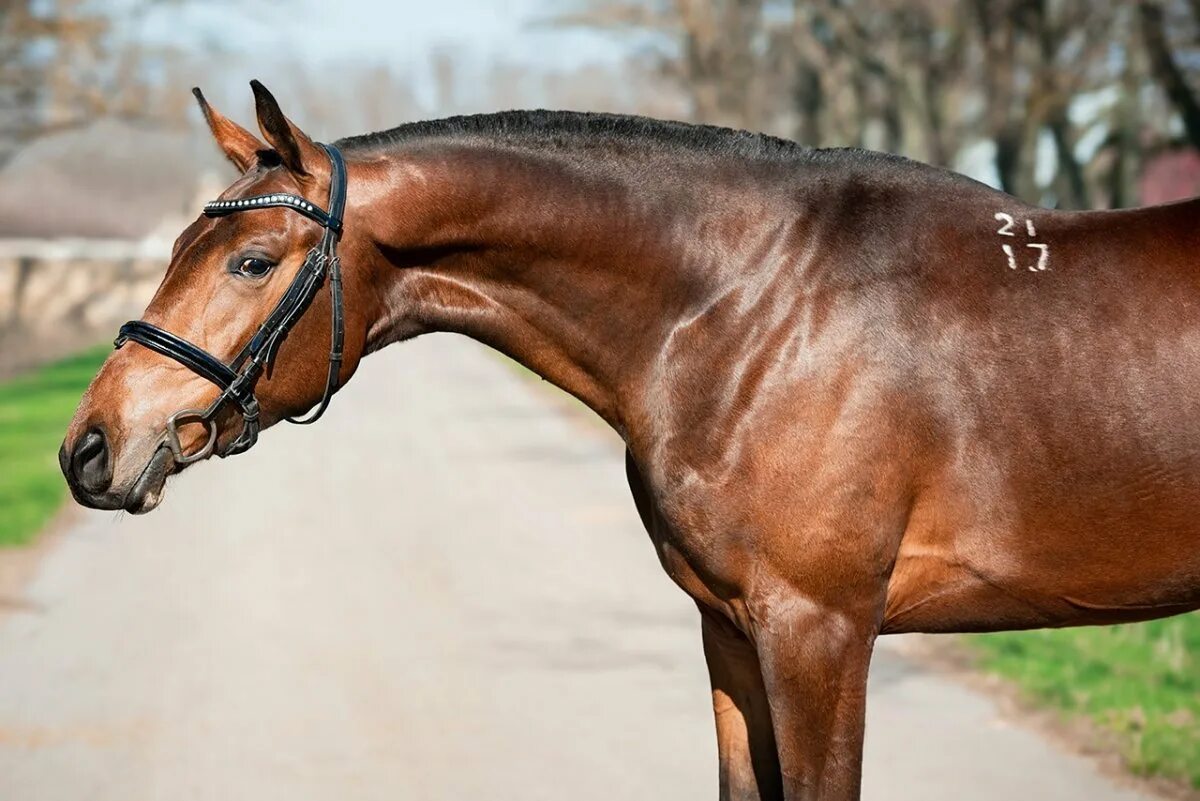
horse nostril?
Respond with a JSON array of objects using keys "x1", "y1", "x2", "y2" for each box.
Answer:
[{"x1": 70, "y1": 427, "x2": 112, "y2": 495}]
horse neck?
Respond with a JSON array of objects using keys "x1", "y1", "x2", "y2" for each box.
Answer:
[{"x1": 347, "y1": 142, "x2": 716, "y2": 434}]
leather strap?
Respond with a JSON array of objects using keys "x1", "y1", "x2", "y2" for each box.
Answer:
[
  {"x1": 116, "y1": 321, "x2": 239, "y2": 392},
  {"x1": 288, "y1": 143, "x2": 346, "y2": 426}
]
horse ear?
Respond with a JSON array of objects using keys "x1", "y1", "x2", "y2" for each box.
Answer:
[
  {"x1": 250, "y1": 80, "x2": 323, "y2": 178},
  {"x1": 192, "y1": 87, "x2": 264, "y2": 173}
]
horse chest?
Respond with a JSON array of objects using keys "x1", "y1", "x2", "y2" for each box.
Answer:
[{"x1": 627, "y1": 467, "x2": 761, "y2": 617}]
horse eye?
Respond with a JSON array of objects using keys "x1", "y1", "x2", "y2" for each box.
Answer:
[{"x1": 237, "y1": 257, "x2": 274, "y2": 278}]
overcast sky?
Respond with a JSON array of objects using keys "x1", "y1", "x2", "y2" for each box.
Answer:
[{"x1": 131, "y1": 0, "x2": 631, "y2": 107}]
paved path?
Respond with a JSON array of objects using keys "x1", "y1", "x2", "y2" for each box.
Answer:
[{"x1": 0, "y1": 335, "x2": 1155, "y2": 800}]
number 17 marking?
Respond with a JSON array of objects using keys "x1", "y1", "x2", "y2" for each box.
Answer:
[{"x1": 1001, "y1": 243, "x2": 1050, "y2": 271}]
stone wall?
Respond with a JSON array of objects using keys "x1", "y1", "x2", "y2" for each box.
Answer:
[
  {"x1": 0, "y1": 248, "x2": 166, "y2": 377},
  {"x1": 0, "y1": 170, "x2": 219, "y2": 377}
]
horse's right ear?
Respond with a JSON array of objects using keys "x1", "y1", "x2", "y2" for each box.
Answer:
[{"x1": 192, "y1": 87, "x2": 265, "y2": 173}]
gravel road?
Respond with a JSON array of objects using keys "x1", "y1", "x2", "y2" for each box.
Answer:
[{"x1": 0, "y1": 335, "x2": 1157, "y2": 801}]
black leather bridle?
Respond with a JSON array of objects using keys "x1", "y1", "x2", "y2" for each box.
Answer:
[{"x1": 114, "y1": 143, "x2": 347, "y2": 464}]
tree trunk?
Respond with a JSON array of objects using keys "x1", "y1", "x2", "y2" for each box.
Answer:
[
  {"x1": 794, "y1": 61, "x2": 823, "y2": 146},
  {"x1": 1138, "y1": 0, "x2": 1200, "y2": 150},
  {"x1": 1049, "y1": 111, "x2": 1087, "y2": 208}
]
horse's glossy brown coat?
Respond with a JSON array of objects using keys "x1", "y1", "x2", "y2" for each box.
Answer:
[{"x1": 62, "y1": 86, "x2": 1200, "y2": 800}]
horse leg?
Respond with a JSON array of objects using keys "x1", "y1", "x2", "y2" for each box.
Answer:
[
  {"x1": 751, "y1": 594, "x2": 880, "y2": 801},
  {"x1": 626, "y1": 451, "x2": 783, "y2": 800},
  {"x1": 700, "y1": 607, "x2": 783, "y2": 801}
]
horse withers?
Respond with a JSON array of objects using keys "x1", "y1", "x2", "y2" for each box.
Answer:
[{"x1": 61, "y1": 83, "x2": 1200, "y2": 800}]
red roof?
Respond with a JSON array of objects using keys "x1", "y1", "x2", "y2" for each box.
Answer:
[{"x1": 1140, "y1": 148, "x2": 1200, "y2": 206}]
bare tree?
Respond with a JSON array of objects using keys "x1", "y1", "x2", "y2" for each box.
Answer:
[
  {"x1": 0, "y1": 0, "x2": 223, "y2": 168},
  {"x1": 546, "y1": 1, "x2": 778, "y2": 130},
  {"x1": 556, "y1": 0, "x2": 1200, "y2": 208}
]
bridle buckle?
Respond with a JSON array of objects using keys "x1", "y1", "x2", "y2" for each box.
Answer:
[{"x1": 165, "y1": 408, "x2": 219, "y2": 464}]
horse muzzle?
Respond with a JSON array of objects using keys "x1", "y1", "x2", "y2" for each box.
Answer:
[{"x1": 59, "y1": 430, "x2": 174, "y2": 514}]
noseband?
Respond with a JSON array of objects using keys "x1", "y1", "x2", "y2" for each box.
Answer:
[{"x1": 114, "y1": 143, "x2": 347, "y2": 464}]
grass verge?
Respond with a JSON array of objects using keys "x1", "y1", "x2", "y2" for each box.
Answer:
[
  {"x1": 0, "y1": 346, "x2": 108, "y2": 547},
  {"x1": 967, "y1": 615, "x2": 1200, "y2": 790}
]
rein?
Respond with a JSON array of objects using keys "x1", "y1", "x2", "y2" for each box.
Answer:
[{"x1": 114, "y1": 143, "x2": 347, "y2": 464}]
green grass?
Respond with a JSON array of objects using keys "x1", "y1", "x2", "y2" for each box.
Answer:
[
  {"x1": 0, "y1": 347, "x2": 109, "y2": 547},
  {"x1": 968, "y1": 615, "x2": 1200, "y2": 789}
]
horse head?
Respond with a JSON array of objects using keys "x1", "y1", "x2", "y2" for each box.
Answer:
[{"x1": 61, "y1": 82, "x2": 371, "y2": 513}]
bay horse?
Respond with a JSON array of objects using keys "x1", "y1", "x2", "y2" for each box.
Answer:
[{"x1": 61, "y1": 82, "x2": 1200, "y2": 800}]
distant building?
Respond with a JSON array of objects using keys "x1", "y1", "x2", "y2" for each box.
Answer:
[
  {"x1": 0, "y1": 118, "x2": 225, "y2": 375},
  {"x1": 0, "y1": 118, "x2": 216, "y2": 239}
]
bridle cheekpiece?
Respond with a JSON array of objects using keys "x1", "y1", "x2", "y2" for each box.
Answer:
[{"x1": 114, "y1": 143, "x2": 348, "y2": 464}]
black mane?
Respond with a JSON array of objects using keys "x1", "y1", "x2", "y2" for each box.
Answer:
[{"x1": 334, "y1": 109, "x2": 910, "y2": 169}]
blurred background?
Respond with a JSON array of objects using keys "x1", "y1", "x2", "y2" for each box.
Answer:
[
  {"x1": 8, "y1": 1, "x2": 1200, "y2": 369},
  {"x1": 0, "y1": 2, "x2": 1197, "y2": 799}
]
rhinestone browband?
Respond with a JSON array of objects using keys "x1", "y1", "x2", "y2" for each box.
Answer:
[{"x1": 203, "y1": 193, "x2": 339, "y2": 232}]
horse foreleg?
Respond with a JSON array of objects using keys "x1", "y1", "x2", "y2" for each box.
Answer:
[
  {"x1": 752, "y1": 594, "x2": 879, "y2": 801},
  {"x1": 700, "y1": 607, "x2": 783, "y2": 801}
]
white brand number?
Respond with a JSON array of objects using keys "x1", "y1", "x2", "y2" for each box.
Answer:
[{"x1": 994, "y1": 213, "x2": 1049, "y2": 271}]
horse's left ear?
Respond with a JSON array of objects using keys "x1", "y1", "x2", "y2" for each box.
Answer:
[{"x1": 250, "y1": 79, "x2": 324, "y2": 178}]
